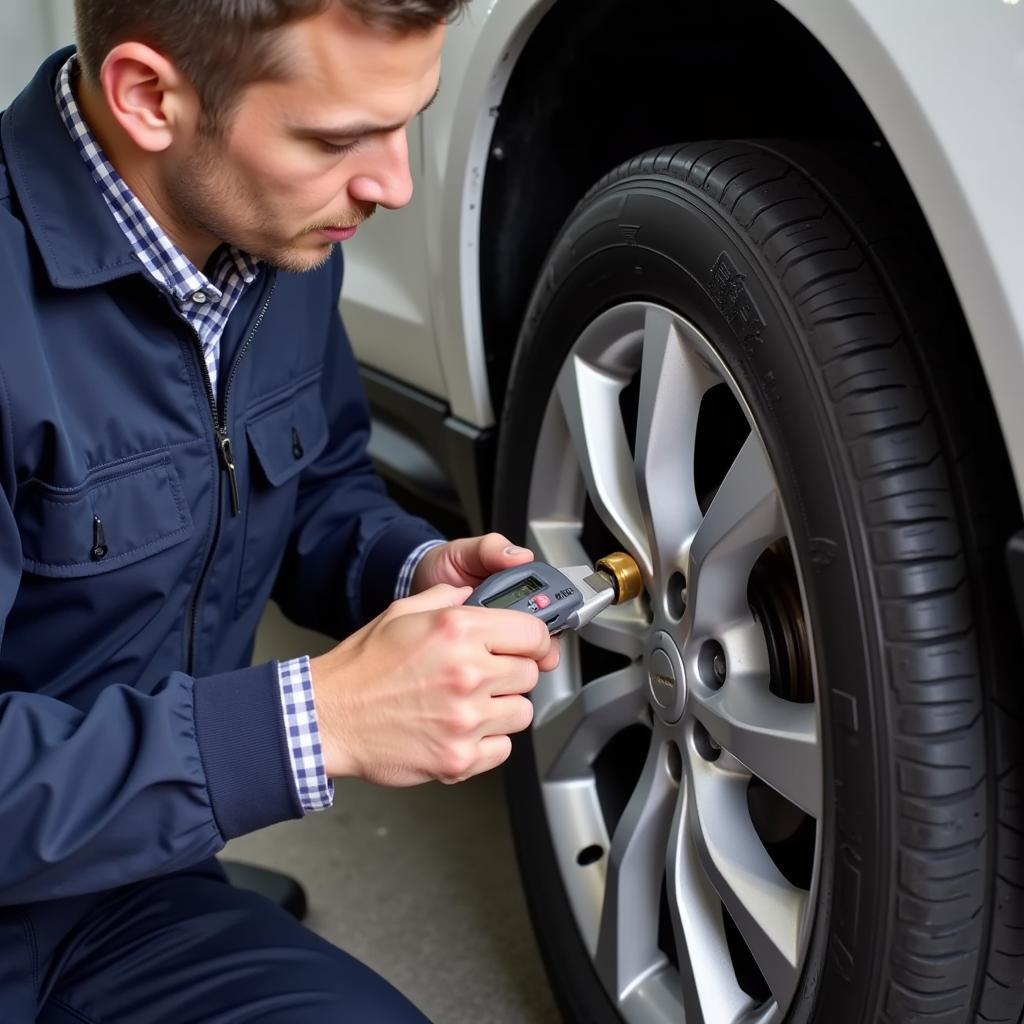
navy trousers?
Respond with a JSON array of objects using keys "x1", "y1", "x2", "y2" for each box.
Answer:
[{"x1": 0, "y1": 859, "x2": 431, "y2": 1023}]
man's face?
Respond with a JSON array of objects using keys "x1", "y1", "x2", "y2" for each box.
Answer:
[{"x1": 165, "y1": 6, "x2": 445, "y2": 272}]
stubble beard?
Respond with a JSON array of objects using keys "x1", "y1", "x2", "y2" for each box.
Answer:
[{"x1": 168, "y1": 141, "x2": 371, "y2": 274}]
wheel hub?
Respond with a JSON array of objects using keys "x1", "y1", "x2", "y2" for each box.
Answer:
[{"x1": 645, "y1": 631, "x2": 687, "y2": 722}]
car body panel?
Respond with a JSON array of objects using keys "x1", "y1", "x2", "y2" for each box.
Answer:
[
  {"x1": 342, "y1": 0, "x2": 1024, "y2": 502},
  {"x1": 342, "y1": 115, "x2": 450, "y2": 400},
  {"x1": 344, "y1": 0, "x2": 556, "y2": 424}
]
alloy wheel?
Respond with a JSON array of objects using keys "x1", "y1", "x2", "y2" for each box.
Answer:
[{"x1": 525, "y1": 301, "x2": 823, "y2": 1023}]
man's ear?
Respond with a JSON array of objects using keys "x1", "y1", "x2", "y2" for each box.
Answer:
[{"x1": 98, "y1": 42, "x2": 200, "y2": 153}]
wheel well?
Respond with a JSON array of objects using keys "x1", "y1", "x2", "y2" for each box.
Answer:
[{"x1": 479, "y1": 0, "x2": 883, "y2": 414}]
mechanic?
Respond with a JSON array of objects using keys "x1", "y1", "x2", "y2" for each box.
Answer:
[{"x1": 0, "y1": 1, "x2": 560, "y2": 1021}]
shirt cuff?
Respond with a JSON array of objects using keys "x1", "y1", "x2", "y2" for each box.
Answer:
[
  {"x1": 276, "y1": 656, "x2": 333, "y2": 813},
  {"x1": 394, "y1": 539, "x2": 447, "y2": 600}
]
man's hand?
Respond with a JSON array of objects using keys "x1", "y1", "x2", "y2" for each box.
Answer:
[
  {"x1": 309, "y1": 583, "x2": 560, "y2": 787},
  {"x1": 411, "y1": 532, "x2": 535, "y2": 593}
]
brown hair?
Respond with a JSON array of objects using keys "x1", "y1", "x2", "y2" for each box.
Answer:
[{"x1": 74, "y1": 0, "x2": 465, "y2": 132}]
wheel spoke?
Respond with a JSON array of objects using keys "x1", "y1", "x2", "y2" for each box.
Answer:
[
  {"x1": 687, "y1": 432, "x2": 785, "y2": 632},
  {"x1": 526, "y1": 518, "x2": 586, "y2": 569},
  {"x1": 667, "y1": 781, "x2": 753, "y2": 1024},
  {"x1": 690, "y1": 671, "x2": 822, "y2": 819},
  {"x1": 533, "y1": 665, "x2": 648, "y2": 781},
  {"x1": 688, "y1": 752, "x2": 807, "y2": 1009},
  {"x1": 634, "y1": 309, "x2": 714, "y2": 586},
  {"x1": 578, "y1": 601, "x2": 648, "y2": 660},
  {"x1": 557, "y1": 353, "x2": 652, "y2": 577},
  {"x1": 595, "y1": 736, "x2": 675, "y2": 1003}
]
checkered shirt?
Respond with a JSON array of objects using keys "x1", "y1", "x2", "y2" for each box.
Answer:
[
  {"x1": 56, "y1": 57, "x2": 444, "y2": 812},
  {"x1": 396, "y1": 539, "x2": 447, "y2": 598},
  {"x1": 275, "y1": 540, "x2": 444, "y2": 809}
]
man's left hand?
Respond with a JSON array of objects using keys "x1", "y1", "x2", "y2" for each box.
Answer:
[{"x1": 412, "y1": 532, "x2": 535, "y2": 593}]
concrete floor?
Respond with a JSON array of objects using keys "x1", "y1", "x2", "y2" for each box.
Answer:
[{"x1": 223, "y1": 602, "x2": 562, "y2": 1024}]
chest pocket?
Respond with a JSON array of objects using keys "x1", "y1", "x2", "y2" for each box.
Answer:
[
  {"x1": 235, "y1": 372, "x2": 329, "y2": 615},
  {"x1": 19, "y1": 452, "x2": 195, "y2": 578}
]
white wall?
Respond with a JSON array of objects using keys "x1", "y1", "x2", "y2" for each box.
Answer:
[{"x1": 0, "y1": 2, "x2": 75, "y2": 108}]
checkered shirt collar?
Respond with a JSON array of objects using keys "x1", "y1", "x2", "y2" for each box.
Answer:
[{"x1": 54, "y1": 57, "x2": 259, "y2": 303}]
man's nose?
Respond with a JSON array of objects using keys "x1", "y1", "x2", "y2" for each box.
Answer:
[{"x1": 347, "y1": 131, "x2": 414, "y2": 211}]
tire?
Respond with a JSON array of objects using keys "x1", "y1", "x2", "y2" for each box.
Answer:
[{"x1": 494, "y1": 140, "x2": 1024, "y2": 1023}]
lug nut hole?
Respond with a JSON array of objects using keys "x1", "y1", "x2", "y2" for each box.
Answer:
[
  {"x1": 694, "y1": 722, "x2": 721, "y2": 763},
  {"x1": 576, "y1": 844, "x2": 604, "y2": 866},
  {"x1": 699, "y1": 639, "x2": 727, "y2": 690},
  {"x1": 666, "y1": 571, "x2": 686, "y2": 621}
]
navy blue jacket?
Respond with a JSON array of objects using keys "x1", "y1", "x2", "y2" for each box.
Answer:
[{"x1": 0, "y1": 49, "x2": 442, "y2": 906}]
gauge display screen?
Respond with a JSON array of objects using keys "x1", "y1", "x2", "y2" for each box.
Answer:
[{"x1": 482, "y1": 575, "x2": 544, "y2": 609}]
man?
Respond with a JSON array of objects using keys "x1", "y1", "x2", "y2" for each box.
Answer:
[{"x1": 0, "y1": 1, "x2": 559, "y2": 1020}]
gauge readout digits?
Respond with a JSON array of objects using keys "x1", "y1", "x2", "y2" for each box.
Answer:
[
  {"x1": 466, "y1": 562, "x2": 586, "y2": 634},
  {"x1": 481, "y1": 575, "x2": 544, "y2": 610}
]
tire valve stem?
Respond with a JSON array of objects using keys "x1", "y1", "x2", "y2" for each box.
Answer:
[
  {"x1": 593, "y1": 552, "x2": 643, "y2": 604},
  {"x1": 552, "y1": 552, "x2": 642, "y2": 633}
]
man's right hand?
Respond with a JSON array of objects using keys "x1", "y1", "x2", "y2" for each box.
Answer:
[{"x1": 309, "y1": 584, "x2": 560, "y2": 786}]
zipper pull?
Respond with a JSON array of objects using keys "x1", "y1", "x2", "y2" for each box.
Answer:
[
  {"x1": 217, "y1": 428, "x2": 242, "y2": 516},
  {"x1": 91, "y1": 515, "x2": 108, "y2": 560}
]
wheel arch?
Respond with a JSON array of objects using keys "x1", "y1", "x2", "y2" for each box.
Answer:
[{"x1": 448, "y1": 0, "x2": 1024, "y2": 507}]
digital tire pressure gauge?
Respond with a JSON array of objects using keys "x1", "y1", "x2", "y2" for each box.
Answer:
[{"x1": 466, "y1": 551, "x2": 642, "y2": 634}]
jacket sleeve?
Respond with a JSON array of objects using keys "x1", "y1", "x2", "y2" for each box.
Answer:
[
  {"x1": 271, "y1": 252, "x2": 445, "y2": 639},
  {"x1": 0, "y1": 375, "x2": 302, "y2": 907}
]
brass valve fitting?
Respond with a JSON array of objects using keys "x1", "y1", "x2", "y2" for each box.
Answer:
[{"x1": 595, "y1": 551, "x2": 643, "y2": 604}]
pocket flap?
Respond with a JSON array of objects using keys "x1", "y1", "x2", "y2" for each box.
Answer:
[
  {"x1": 20, "y1": 454, "x2": 195, "y2": 578},
  {"x1": 245, "y1": 378, "x2": 329, "y2": 487}
]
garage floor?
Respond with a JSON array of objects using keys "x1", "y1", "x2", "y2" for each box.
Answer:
[{"x1": 224, "y1": 602, "x2": 563, "y2": 1024}]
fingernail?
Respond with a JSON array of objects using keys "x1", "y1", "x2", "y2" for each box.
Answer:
[{"x1": 504, "y1": 545, "x2": 528, "y2": 556}]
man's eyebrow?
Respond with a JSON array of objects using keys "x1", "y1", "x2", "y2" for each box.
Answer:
[{"x1": 292, "y1": 83, "x2": 441, "y2": 140}]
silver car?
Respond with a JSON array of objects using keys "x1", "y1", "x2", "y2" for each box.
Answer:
[{"x1": 345, "y1": 1, "x2": 1024, "y2": 1022}]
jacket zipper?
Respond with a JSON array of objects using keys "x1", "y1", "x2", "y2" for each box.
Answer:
[
  {"x1": 186, "y1": 281, "x2": 276, "y2": 674},
  {"x1": 216, "y1": 429, "x2": 241, "y2": 517}
]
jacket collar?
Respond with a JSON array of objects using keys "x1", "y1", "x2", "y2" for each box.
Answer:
[{"x1": 1, "y1": 47, "x2": 141, "y2": 289}]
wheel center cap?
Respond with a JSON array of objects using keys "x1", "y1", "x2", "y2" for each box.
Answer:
[{"x1": 646, "y1": 631, "x2": 687, "y2": 723}]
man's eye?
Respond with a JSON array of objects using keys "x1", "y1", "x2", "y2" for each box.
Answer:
[{"x1": 318, "y1": 139, "x2": 360, "y2": 156}]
